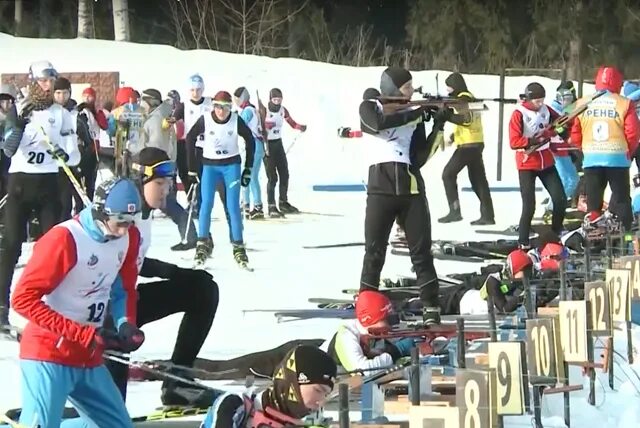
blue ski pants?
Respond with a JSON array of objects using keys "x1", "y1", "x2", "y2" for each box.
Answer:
[
  {"x1": 545, "y1": 155, "x2": 578, "y2": 210},
  {"x1": 242, "y1": 140, "x2": 265, "y2": 207},
  {"x1": 18, "y1": 360, "x2": 132, "y2": 428},
  {"x1": 198, "y1": 163, "x2": 243, "y2": 242}
]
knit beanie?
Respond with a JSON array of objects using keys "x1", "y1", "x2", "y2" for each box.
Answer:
[
  {"x1": 234, "y1": 87, "x2": 250, "y2": 104},
  {"x1": 131, "y1": 147, "x2": 172, "y2": 183},
  {"x1": 270, "y1": 88, "x2": 283, "y2": 99},
  {"x1": 54, "y1": 77, "x2": 71, "y2": 92},
  {"x1": 141, "y1": 88, "x2": 162, "y2": 108},
  {"x1": 521, "y1": 82, "x2": 546, "y2": 100},
  {"x1": 380, "y1": 67, "x2": 412, "y2": 96},
  {"x1": 213, "y1": 91, "x2": 232, "y2": 104}
]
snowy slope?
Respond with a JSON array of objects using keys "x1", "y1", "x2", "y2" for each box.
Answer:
[{"x1": 0, "y1": 34, "x2": 638, "y2": 427}]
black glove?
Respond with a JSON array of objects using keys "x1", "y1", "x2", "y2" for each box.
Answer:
[
  {"x1": 338, "y1": 127, "x2": 351, "y2": 138},
  {"x1": 117, "y1": 322, "x2": 145, "y2": 353},
  {"x1": 241, "y1": 167, "x2": 252, "y2": 187},
  {"x1": 382, "y1": 340, "x2": 402, "y2": 362},
  {"x1": 92, "y1": 327, "x2": 121, "y2": 350},
  {"x1": 434, "y1": 107, "x2": 454, "y2": 123},
  {"x1": 48, "y1": 144, "x2": 69, "y2": 163}
]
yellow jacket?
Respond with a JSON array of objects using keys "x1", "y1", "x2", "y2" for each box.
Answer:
[{"x1": 453, "y1": 91, "x2": 484, "y2": 146}]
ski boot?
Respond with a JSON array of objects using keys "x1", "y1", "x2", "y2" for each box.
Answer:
[
  {"x1": 194, "y1": 238, "x2": 213, "y2": 266},
  {"x1": 232, "y1": 242, "x2": 252, "y2": 271},
  {"x1": 171, "y1": 241, "x2": 197, "y2": 251},
  {"x1": 279, "y1": 200, "x2": 299, "y2": 214},
  {"x1": 422, "y1": 306, "x2": 441, "y2": 326},
  {"x1": 438, "y1": 201, "x2": 463, "y2": 224},
  {"x1": 249, "y1": 204, "x2": 265, "y2": 220},
  {"x1": 470, "y1": 217, "x2": 495, "y2": 226},
  {"x1": 243, "y1": 204, "x2": 251, "y2": 220},
  {"x1": 268, "y1": 204, "x2": 284, "y2": 218},
  {"x1": 161, "y1": 372, "x2": 218, "y2": 409}
]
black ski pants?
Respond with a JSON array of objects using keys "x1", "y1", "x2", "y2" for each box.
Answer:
[
  {"x1": 584, "y1": 166, "x2": 632, "y2": 230},
  {"x1": 164, "y1": 339, "x2": 324, "y2": 380},
  {"x1": 176, "y1": 141, "x2": 192, "y2": 195},
  {"x1": 58, "y1": 169, "x2": 75, "y2": 221},
  {"x1": 518, "y1": 167, "x2": 566, "y2": 246},
  {"x1": 72, "y1": 151, "x2": 98, "y2": 213},
  {"x1": 442, "y1": 145, "x2": 494, "y2": 220},
  {"x1": 360, "y1": 193, "x2": 439, "y2": 306},
  {"x1": 0, "y1": 172, "x2": 60, "y2": 309},
  {"x1": 264, "y1": 139, "x2": 289, "y2": 205},
  {"x1": 107, "y1": 271, "x2": 220, "y2": 400}
]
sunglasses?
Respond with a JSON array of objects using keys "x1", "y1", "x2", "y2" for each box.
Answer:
[{"x1": 133, "y1": 160, "x2": 176, "y2": 179}]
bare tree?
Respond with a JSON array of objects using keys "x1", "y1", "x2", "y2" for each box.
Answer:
[
  {"x1": 39, "y1": 0, "x2": 52, "y2": 38},
  {"x1": 14, "y1": 0, "x2": 24, "y2": 36},
  {"x1": 112, "y1": 0, "x2": 130, "y2": 42},
  {"x1": 77, "y1": 0, "x2": 95, "y2": 38}
]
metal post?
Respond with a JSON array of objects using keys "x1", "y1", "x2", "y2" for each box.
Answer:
[
  {"x1": 497, "y1": 69, "x2": 506, "y2": 182},
  {"x1": 338, "y1": 383, "x2": 349, "y2": 428}
]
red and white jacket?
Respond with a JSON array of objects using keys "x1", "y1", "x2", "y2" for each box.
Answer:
[
  {"x1": 509, "y1": 103, "x2": 561, "y2": 171},
  {"x1": 12, "y1": 218, "x2": 140, "y2": 368}
]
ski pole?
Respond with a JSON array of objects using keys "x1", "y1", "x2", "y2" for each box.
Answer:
[
  {"x1": 285, "y1": 131, "x2": 302, "y2": 155},
  {"x1": 103, "y1": 352, "x2": 222, "y2": 392},
  {"x1": 181, "y1": 181, "x2": 198, "y2": 245},
  {"x1": 0, "y1": 194, "x2": 8, "y2": 210},
  {"x1": 39, "y1": 127, "x2": 91, "y2": 206}
]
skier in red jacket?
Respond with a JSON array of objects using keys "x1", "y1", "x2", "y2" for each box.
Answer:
[{"x1": 509, "y1": 82, "x2": 567, "y2": 249}]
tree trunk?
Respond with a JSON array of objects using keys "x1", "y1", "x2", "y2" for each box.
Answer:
[
  {"x1": 14, "y1": 0, "x2": 23, "y2": 37},
  {"x1": 567, "y1": 0, "x2": 583, "y2": 81},
  {"x1": 112, "y1": 0, "x2": 130, "y2": 42},
  {"x1": 287, "y1": 0, "x2": 304, "y2": 58},
  {"x1": 77, "y1": 0, "x2": 94, "y2": 38},
  {"x1": 38, "y1": 0, "x2": 51, "y2": 38}
]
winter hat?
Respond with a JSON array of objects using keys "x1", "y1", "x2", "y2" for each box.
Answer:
[
  {"x1": 0, "y1": 84, "x2": 17, "y2": 101},
  {"x1": 116, "y1": 87, "x2": 137, "y2": 106},
  {"x1": 131, "y1": 147, "x2": 174, "y2": 183},
  {"x1": 212, "y1": 91, "x2": 232, "y2": 105},
  {"x1": 141, "y1": 88, "x2": 162, "y2": 108},
  {"x1": 445, "y1": 72, "x2": 468, "y2": 95},
  {"x1": 269, "y1": 345, "x2": 337, "y2": 419},
  {"x1": 506, "y1": 249, "x2": 533, "y2": 277},
  {"x1": 189, "y1": 74, "x2": 205, "y2": 90},
  {"x1": 362, "y1": 87, "x2": 381, "y2": 100},
  {"x1": 167, "y1": 89, "x2": 180, "y2": 103},
  {"x1": 355, "y1": 290, "x2": 393, "y2": 327},
  {"x1": 82, "y1": 87, "x2": 96, "y2": 99},
  {"x1": 521, "y1": 82, "x2": 546, "y2": 100},
  {"x1": 380, "y1": 66, "x2": 412, "y2": 96},
  {"x1": 53, "y1": 77, "x2": 71, "y2": 92},
  {"x1": 233, "y1": 87, "x2": 250, "y2": 104},
  {"x1": 92, "y1": 177, "x2": 142, "y2": 219},
  {"x1": 270, "y1": 88, "x2": 283, "y2": 99}
]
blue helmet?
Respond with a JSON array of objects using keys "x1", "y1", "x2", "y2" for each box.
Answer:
[
  {"x1": 189, "y1": 74, "x2": 205, "y2": 91},
  {"x1": 92, "y1": 178, "x2": 142, "y2": 220}
]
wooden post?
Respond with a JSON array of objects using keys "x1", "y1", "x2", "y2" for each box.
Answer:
[{"x1": 338, "y1": 383, "x2": 349, "y2": 428}]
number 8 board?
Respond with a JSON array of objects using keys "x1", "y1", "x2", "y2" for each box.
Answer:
[{"x1": 455, "y1": 369, "x2": 497, "y2": 428}]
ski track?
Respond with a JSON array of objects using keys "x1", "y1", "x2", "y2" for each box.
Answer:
[{"x1": 0, "y1": 33, "x2": 638, "y2": 426}]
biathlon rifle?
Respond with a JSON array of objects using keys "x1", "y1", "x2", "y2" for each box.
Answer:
[
  {"x1": 524, "y1": 90, "x2": 607, "y2": 156},
  {"x1": 379, "y1": 92, "x2": 487, "y2": 115}
]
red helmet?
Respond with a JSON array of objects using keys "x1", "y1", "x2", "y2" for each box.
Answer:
[
  {"x1": 116, "y1": 86, "x2": 138, "y2": 107},
  {"x1": 355, "y1": 290, "x2": 393, "y2": 327},
  {"x1": 506, "y1": 249, "x2": 532, "y2": 276},
  {"x1": 539, "y1": 242, "x2": 568, "y2": 271},
  {"x1": 595, "y1": 66, "x2": 623, "y2": 93}
]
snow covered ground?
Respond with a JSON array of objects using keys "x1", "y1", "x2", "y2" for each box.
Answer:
[{"x1": 0, "y1": 33, "x2": 638, "y2": 426}]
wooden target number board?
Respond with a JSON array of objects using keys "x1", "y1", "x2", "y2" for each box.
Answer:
[
  {"x1": 526, "y1": 317, "x2": 565, "y2": 385},
  {"x1": 408, "y1": 368, "x2": 498, "y2": 428},
  {"x1": 616, "y1": 256, "x2": 640, "y2": 301},
  {"x1": 606, "y1": 268, "x2": 631, "y2": 323},
  {"x1": 558, "y1": 300, "x2": 589, "y2": 364},
  {"x1": 488, "y1": 341, "x2": 529, "y2": 415},
  {"x1": 584, "y1": 280, "x2": 611, "y2": 337}
]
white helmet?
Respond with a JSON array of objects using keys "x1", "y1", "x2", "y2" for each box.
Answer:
[
  {"x1": 28, "y1": 60, "x2": 58, "y2": 81},
  {"x1": 0, "y1": 84, "x2": 16, "y2": 100}
]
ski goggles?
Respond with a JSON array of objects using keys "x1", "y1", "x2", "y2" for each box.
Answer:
[
  {"x1": 212, "y1": 101, "x2": 232, "y2": 111},
  {"x1": 34, "y1": 68, "x2": 58, "y2": 80},
  {"x1": 132, "y1": 160, "x2": 176, "y2": 181}
]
